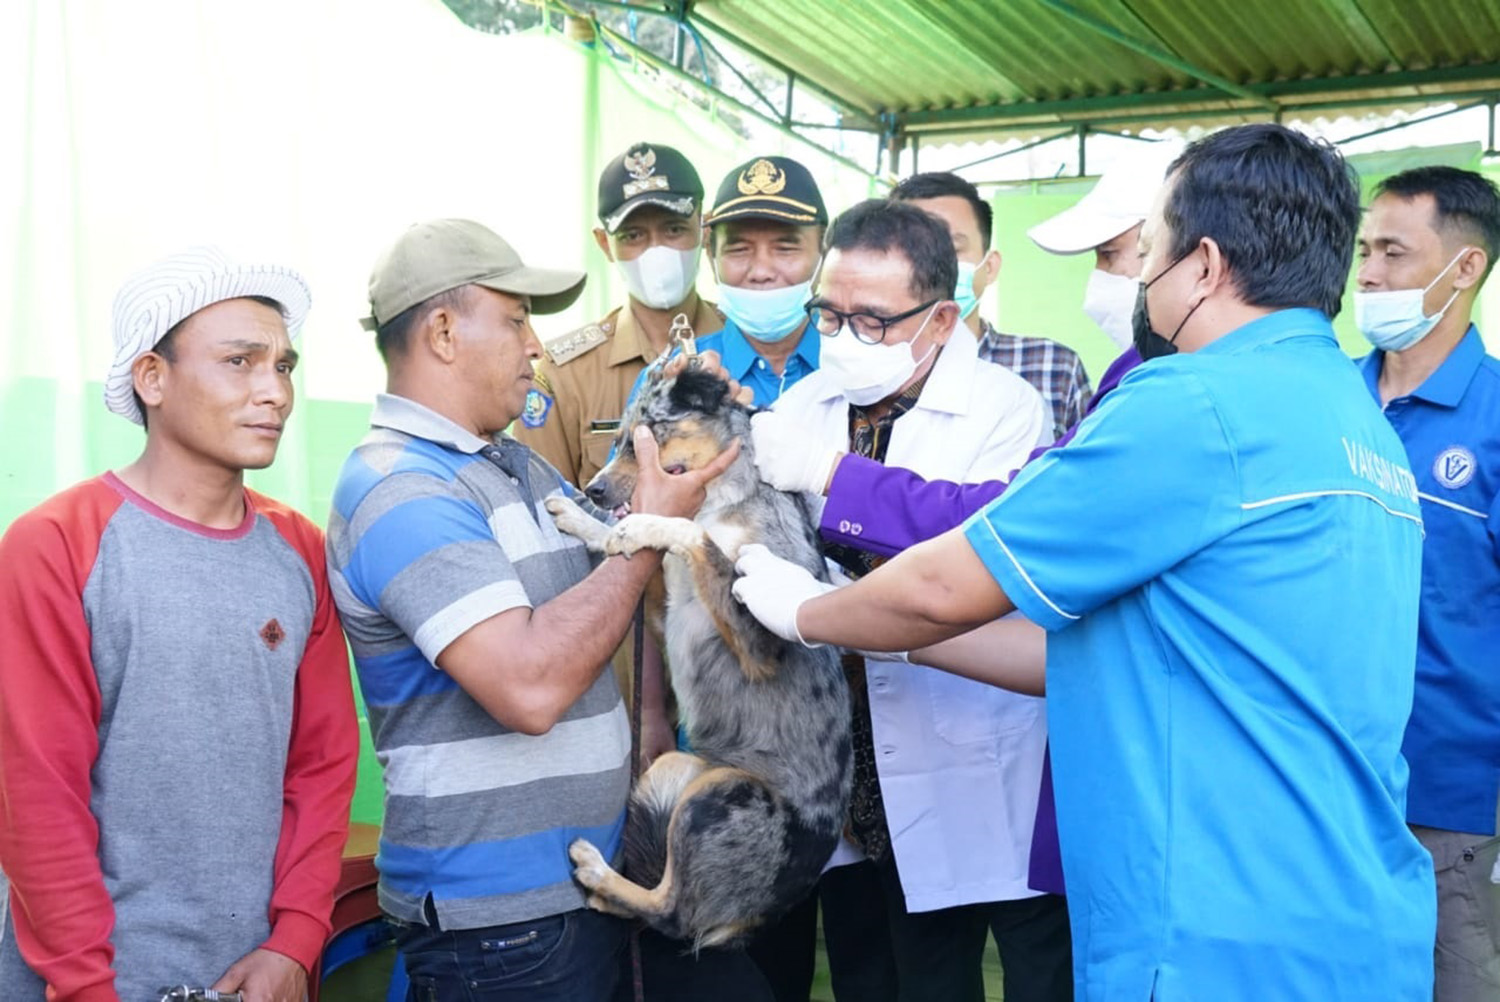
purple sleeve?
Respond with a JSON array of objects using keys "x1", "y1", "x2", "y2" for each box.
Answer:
[
  {"x1": 817, "y1": 348, "x2": 1144, "y2": 556},
  {"x1": 818, "y1": 454, "x2": 1010, "y2": 556}
]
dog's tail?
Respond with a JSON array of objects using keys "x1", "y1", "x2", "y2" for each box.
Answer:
[{"x1": 622, "y1": 783, "x2": 674, "y2": 889}]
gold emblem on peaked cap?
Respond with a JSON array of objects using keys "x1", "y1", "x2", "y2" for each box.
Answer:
[
  {"x1": 738, "y1": 159, "x2": 787, "y2": 195},
  {"x1": 623, "y1": 147, "x2": 657, "y2": 181}
]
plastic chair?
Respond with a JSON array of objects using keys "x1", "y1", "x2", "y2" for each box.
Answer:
[{"x1": 308, "y1": 823, "x2": 407, "y2": 1002}]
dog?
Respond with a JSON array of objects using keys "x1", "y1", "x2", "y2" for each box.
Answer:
[{"x1": 544, "y1": 365, "x2": 852, "y2": 950}]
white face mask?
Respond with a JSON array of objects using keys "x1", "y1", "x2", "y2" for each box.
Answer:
[
  {"x1": 1354, "y1": 248, "x2": 1470, "y2": 353},
  {"x1": 1082, "y1": 268, "x2": 1139, "y2": 350},
  {"x1": 820, "y1": 305, "x2": 940, "y2": 405},
  {"x1": 618, "y1": 245, "x2": 700, "y2": 311},
  {"x1": 716, "y1": 279, "x2": 814, "y2": 343}
]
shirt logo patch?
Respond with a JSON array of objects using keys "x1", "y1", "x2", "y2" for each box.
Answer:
[
  {"x1": 260, "y1": 618, "x2": 286, "y2": 651},
  {"x1": 1434, "y1": 446, "x2": 1476, "y2": 489},
  {"x1": 521, "y1": 388, "x2": 553, "y2": 429}
]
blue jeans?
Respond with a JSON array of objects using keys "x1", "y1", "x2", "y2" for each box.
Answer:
[{"x1": 395, "y1": 907, "x2": 627, "y2": 1002}]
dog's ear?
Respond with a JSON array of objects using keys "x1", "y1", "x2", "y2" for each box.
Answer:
[{"x1": 668, "y1": 367, "x2": 732, "y2": 415}]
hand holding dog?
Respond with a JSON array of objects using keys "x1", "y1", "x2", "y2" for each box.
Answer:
[
  {"x1": 663, "y1": 349, "x2": 754, "y2": 407},
  {"x1": 751, "y1": 411, "x2": 842, "y2": 494},
  {"x1": 731, "y1": 544, "x2": 834, "y2": 646},
  {"x1": 631, "y1": 425, "x2": 741, "y2": 519}
]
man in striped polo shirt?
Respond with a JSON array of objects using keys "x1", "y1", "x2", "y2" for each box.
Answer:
[
  {"x1": 329, "y1": 219, "x2": 735, "y2": 1000},
  {"x1": 0, "y1": 247, "x2": 360, "y2": 1002}
]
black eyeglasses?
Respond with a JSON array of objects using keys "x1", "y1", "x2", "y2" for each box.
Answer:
[{"x1": 804, "y1": 298, "x2": 939, "y2": 345}]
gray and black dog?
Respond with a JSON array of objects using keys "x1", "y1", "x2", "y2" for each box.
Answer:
[{"x1": 544, "y1": 366, "x2": 852, "y2": 950}]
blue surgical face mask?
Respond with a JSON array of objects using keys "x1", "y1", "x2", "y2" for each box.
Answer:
[
  {"x1": 716, "y1": 279, "x2": 814, "y2": 343},
  {"x1": 1354, "y1": 248, "x2": 1470, "y2": 352},
  {"x1": 953, "y1": 261, "x2": 980, "y2": 320}
]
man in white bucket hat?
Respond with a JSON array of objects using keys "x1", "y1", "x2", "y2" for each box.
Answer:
[{"x1": 0, "y1": 246, "x2": 359, "y2": 1002}]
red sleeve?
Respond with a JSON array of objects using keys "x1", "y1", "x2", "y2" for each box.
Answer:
[
  {"x1": 0, "y1": 482, "x2": 123, "y2": 1002},
  {"x1": 256, "y1": 499, "x2": 359, "y2": 972}
]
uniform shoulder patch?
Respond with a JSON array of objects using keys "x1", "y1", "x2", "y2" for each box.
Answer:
[
  {"x1": 521, "y1": 387, "x2": 553, "y2": 429},
  {"x1": 544, "y1": 324, "x2": 610, "y2": 366},
  {"x1": 1433, "y1": 445, "x2": 1476, "y2": 489}
]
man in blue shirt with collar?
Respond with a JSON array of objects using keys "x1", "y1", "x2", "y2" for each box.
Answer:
[
  {"x1": 627, "y1": 155, "x2": 827, "y2": 408},
  {"x1": 1355, "y1": 165, "x2": 1500, "y2": 1002},
  {"x1": 733, "y1": 124, "x2": 1436, "y2": 1000}
]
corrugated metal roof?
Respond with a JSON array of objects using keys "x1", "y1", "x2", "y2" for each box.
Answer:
[{"x1": 687, "y1": 0, "x2": 1500, "y2": 140}]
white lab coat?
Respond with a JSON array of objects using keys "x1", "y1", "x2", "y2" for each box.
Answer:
[{"x1": 773, "y1": 327, "x2": 1053, "y2": 912}]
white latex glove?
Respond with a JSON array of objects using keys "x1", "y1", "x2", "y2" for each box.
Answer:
[
  {"x1": 751, "y1": 410, "x2": 840, "y2": 494},
  {"x1": 732, "y1": 544, "x2": 835, "y2": 646}
]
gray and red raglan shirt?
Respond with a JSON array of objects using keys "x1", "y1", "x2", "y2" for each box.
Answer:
[{"x1": 0, "y1": 473, "x2": 359, "y2": 1002}]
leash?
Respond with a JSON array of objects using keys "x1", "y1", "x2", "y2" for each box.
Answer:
[{"x1": 628, "y1": 598, "x2": 646, "y2": 1002}]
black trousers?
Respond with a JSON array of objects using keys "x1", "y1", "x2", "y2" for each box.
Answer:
[
  {"x1": 747, "y1": 860, "x2": 899, "y2": 1002},
  {"x1": 631, "y1": 926, "x2": 775, "y2": 1002},
  {"x1": 875, "y1": 852, "x2": 1073, "y2": 1002}
]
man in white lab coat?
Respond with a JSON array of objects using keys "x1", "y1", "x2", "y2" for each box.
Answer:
[{"x1": 771, "y1": 198, "x2": 1064, "y2": 1002}]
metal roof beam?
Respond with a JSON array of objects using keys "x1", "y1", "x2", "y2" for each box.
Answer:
[
  {"x1": 1035, "y1": 0, "x2": 1277, "y2": 110},
  {"x1": 898, "y1": 63, "x2": 1500, "y2": 132},
  {"x1": 684, "y1": 14, "x2": 884, "y2": 130},
  {"x1": 567, "y1": 11, "x2": 879, "y2": 180}
]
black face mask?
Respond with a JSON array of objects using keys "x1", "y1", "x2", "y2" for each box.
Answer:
[{"x1": 1132, "y1": 253, "x2": 1202, "y2": 360}]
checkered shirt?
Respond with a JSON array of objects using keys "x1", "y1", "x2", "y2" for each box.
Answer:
[{"x1": 977, "y1": 319, "x2": 1093, "y2": 440}]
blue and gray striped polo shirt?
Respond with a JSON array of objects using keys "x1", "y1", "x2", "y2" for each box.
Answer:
[{"x1": 327, "y1": 393, "x2": 629, "y2": 930}]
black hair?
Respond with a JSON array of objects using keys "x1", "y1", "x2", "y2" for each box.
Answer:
[
  {"x1": 1374, "y1": 166, "x2": 1500, "y2": 279},
  {"x1": 824, "y1": 199, "x2": 958, "y2": 302},
  {"x1": 375, "y1": 286, "x2": 471, "y2": 361},
  {"x1": 890, "y1": 171, "x2": 994, "y2": 251},
  {"x1": 1164, "y1": 124, "x2": 1360, "y2": 318},
  {"x1": 136, "y1": 294, "x2": 283, "y2": 430}
]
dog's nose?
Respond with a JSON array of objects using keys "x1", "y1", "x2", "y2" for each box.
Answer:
[{"x1": 585, "y1": 481, "x2": 610, "y2": 507}]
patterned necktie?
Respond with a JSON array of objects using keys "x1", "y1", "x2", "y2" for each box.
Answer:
[{"x1": 826, "y1": 372, "x2": 931, "y2": 862}]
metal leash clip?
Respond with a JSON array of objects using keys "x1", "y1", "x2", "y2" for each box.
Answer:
[
  {"x1": 669, "y1": 312, "x2": 698, "y2": 365},
  {"x1": 157, "y1": 987, "x2": 244, "y2": 1002}
]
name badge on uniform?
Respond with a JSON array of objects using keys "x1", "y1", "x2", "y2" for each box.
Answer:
[
  {"x1": 590, "y1": 419, "x2": 622, "y2": 435},
  {"x1": 521, "y1": 388, "x2": 553, "y2": 429}
]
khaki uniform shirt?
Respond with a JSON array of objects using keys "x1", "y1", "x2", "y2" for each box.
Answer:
[{"x1": 514, "y1": 296, "x2": 724, "y2": 488}]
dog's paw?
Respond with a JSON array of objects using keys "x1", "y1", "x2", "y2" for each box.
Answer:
[
  {"x1": 546, "y1": 496, "x2": 609, "y2": 549},
  {"x1": 604, "y1": 513, "x2": 705, "y2": 559},
  {"x1": 569, "y1": 838, "x2": 611, "y2": 891}
]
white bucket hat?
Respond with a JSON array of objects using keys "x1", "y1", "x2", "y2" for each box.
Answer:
[
  {"x1": 105, "y1": 245, "x2": 312, "y2": 425},
  {"x1": 1027, "y1": 143, "x2": 1183, "y2": 255}
]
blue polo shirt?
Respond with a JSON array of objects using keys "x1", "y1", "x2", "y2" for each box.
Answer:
[
  {"x1": 964, "y1": 309, "x2": 1434, "y2": 1000},
  {"x1": 624, "y1": 317, "x2": 820, "y2": 409},
  {"x1": 1362, "y1": 326, "x2": 1500, "y2": 836}
]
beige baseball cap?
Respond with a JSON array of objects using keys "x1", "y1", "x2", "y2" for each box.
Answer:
[
  {"x1": 1027, "y1": 143, "x2": 1182, "y2": 255},
  {"x1": 360, "y1": 218, "x2": 585, "y2": 330}
]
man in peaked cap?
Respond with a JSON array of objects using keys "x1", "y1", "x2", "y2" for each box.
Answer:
[
  {"x1": 621, "y1": 154, "x2": 829, "y2": 414},
  {"x1": 514, "y1": 141, "x2": 721, "y2": 491},
  {"x1": 0, "y1": 246, "x2": 359, "y2": 1002},
  {"x1": 328, "y1": 218, "x2": 736, "y2": 999}
]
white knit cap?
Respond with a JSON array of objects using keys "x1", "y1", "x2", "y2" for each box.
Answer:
[{"x1": 105, "y1": 245, "x2": 312, "y2": 425}]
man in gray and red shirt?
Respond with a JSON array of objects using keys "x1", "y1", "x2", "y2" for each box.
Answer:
[{"x1": 0, "y1": 247, "x2": 359, "y2": 1002}]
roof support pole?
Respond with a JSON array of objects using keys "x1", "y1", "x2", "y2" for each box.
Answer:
[
  {"x1": 1489, "y1": 99, "x2": 1497, "y2": 157},
  {"x1": 1077, "y1": 124, "x2": 1088, "y2": 177},
  {"x1": 1034, "y1": 0, "x2": 1277, "y2": 111}
]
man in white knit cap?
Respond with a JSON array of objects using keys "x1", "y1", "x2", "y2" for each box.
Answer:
[{"x1": 0, "y1": 246, "x2": 359, "y2": 1002}]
